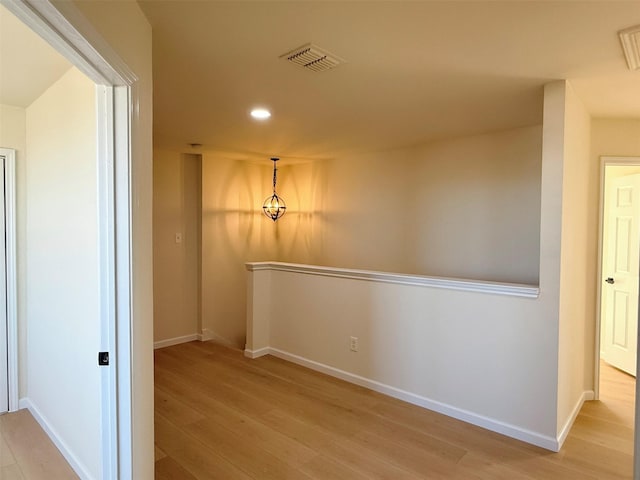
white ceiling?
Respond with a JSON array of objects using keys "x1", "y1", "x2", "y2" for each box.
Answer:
[
  {"x1": 0, "y1": 4, "x2": 71, "y2": 108},
  {"x1": 139, "y1": 1, "x2": 640, "y2": 161}
]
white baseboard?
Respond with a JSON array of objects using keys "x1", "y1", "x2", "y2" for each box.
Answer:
[
  {"x1": 197, "y1": 328, "x2": 214, "y2": 342},
  {"x1": 556, "y1": 390, "x2": 595, "y2": 450},
  {"x1": 244, "y1": 347, "x2": 270, "y2": 359},
  {"x1": 19, "y1": 398, "x2": 93, "y2": 480},
  {"x1": 154, "y1": 331, "x2": 239, "y2": 350},
  {"x1": 154, "y1": 334, "x2": 199, "y2": 350},
  {"x1": 251, "y1": 347, "x2": 559, "y2": 452}
]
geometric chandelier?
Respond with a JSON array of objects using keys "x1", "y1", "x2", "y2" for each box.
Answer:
[{"x1": 262, "y1": 157, "x2": 286, "y2": 221}]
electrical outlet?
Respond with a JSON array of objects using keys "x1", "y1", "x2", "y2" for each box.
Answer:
[{"x1": 350, "y1": 336, "x2": 359, "y2": 352}]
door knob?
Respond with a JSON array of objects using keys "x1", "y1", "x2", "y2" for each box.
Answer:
[{"x1": 605, "y1": 277, "x2": 615, "y2": 284}]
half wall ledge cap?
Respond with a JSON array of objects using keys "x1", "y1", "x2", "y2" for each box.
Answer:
[{"x1": 244, "y1": 262, "x2": 540, "y2": 299}]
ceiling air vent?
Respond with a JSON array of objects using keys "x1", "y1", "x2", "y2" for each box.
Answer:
[
  {"x1": 280, "y1": 43, "x2": 345, "y2": 72},
  {"x1": 619, "y1": 25, "x2": 640, "y2": 71}
]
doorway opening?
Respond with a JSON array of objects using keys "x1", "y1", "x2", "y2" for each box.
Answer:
[
  {"x1": 595, "y1": 157, "x2": 639, "y2": 475},
  {"x1": 1, "y1": 1, "x2": 137, "y2": 477}
]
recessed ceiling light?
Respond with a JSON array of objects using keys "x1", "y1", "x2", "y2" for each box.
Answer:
[{"x1": 250, "y1": 108, "x2": 271, "y2": 120}]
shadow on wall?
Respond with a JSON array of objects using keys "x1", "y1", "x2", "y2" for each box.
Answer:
[
  {"x1": 201, "y1": 155, "x2": 328, "y2": 347},
  {"x1": 277, "y1": 162, "x2": 328, "y2": 264}
]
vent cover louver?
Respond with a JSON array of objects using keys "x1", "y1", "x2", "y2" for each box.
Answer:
[
  {"x1": 619, "y1": 25, "x2": 640, "y2": 71},
  {"x1": 280, "y1": 43, "x2": 345, "y2": 72}
]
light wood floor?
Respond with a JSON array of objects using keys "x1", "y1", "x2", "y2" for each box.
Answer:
[
  {"x1": 154, "y1": 341, "x2": 635, "y2": 479},
  {"x1": 0, "y1": 409, "x2": 77, "y2": 479}
]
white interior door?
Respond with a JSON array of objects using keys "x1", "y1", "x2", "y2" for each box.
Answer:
[
  {"x1": 0, "y1": 157, "x2": 8, "y2": 413},
  {"x1": 601, "y1": 173, "x2": 640, "y2": 376}
]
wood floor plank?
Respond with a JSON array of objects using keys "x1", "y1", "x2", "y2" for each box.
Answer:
[
  {"x1": 1, "y1": 463, "x2": 24, "y2": 480},
  {"x1": 298, "y1": 454, "x2": 372, "y2": 480},
  {"x1": 155, "y1": 445, "x2": 167, "y2": 462},
  {"x1": 154, "y1": 456, "x2": 199, "y2": 480},
  {"x1": 155, "y1": 386, "x2": 206, "y2": 427},
  {"x1": 0, "y1": 410, "x2": 77, "y2": 480},
  {"x1": 257, "y1": 409, "x2": 423, "y2": 479},
  {"x1": 455, "y1": 452, "x2": 536, "y2": 480},
  {"x1": 0, "y1": 431, "x2": 17, "y2": 467},
  {"x1": 547, "y1": 434, "x2": 632, "y2": 479},
  {"x1": 155, "y1": 414, "x2": 252, "y2": 480},
  {"x1": 350, "y1": 429, "x2": 464, "y2": 479},
  {"x1": 155, "y1": 341, "x2": 635, "y2": 480},
  {"x1": 183, "y1": 417, "x2": 315, "y2": 480},
  {"x1": 567, "y1": 413, "x2": 633, "y2": 453}
]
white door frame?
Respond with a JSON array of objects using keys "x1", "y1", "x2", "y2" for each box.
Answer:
[
  {"x1": 2, "y1": 0, "x2": 135, "y2": 478},
  {"x1": 594, "y1": 156, "x2": 640, "y2": 399},
  {"x1": 595, "y1": 157, "x2": 640, "y2": 480},
  {"x1": 0, "y1": 149, "x2": 17, "y2": 413}
]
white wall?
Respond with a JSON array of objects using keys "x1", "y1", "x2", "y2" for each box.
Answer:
[
  {"x1": 556, "y1": 83, "x2": 595, "y2": 435},
  {"x1": 0, "y1": 105, "x2": 25, "y2": 150},
  {"x1": 154, "y1": 124, "x2": 543, "y2": 348},
  {"x1": 246, "y1": 82, "x2": 588, "y2": 450},
  {"x1": 0, "y1": 104, "x2": 26, "y2": 398},
  {"x1": 278, "y1": 126, "x2": 542, "y2": 284},
  {"x1": 408, "y1": 127, "x2": 542, "y2": 283},
  {"x1": 25, "y1": 67, "x2": 100, "y2": 478},
  {"x1": 248, "y1": 264, "x2": 556, "y2": 447},
  {"x1": 62, "y1": 2, "x2": 155, "y2": 477},
  {"x1": 154, "y1": 125, "x2": 542, "y2": 348},
  {"x1": 201, "y1": 154, "x2": 277, "y2": 346},
  {"x1": 592, "y1": 119, "x2": 640, "y2": 159},
  {"x1": 153, "y1": 152, "x2": 201, "y2": 343}
]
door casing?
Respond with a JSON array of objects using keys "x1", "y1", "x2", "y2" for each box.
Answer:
[
  {"x1": 0, "y1": 148, "x2": 17, "y2": 413},
  {"x1": 600, "y1": 171, "x2": 640, "y2": 376},
  {"x1": 1, "y1": 1, "x2": 136, "y2": 478},
  {"x1": 595, "y1": 156, "x2": 640, "y2": 399}
]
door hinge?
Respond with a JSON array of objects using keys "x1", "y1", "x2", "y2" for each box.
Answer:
[{"x1": 98, "y1": 351, "x2": 110, "y2": 366}]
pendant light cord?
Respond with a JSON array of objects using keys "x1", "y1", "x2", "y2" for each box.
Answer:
[{"x1": 272, "y1": 158, "x2": 278, "y2": 193}]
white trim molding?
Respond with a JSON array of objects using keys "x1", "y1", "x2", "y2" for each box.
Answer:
[
  {"x1": 198, "y1": 328, "x2": 214, "y2": 342},
  {"x1": 154, "y1": 330, "x2": 239, "y2": 350},
  {"x1": 2, "y1": 0, "x2": 136, "y2": 86},
  {"x1": 594, "y1": 156, "x2": 640, "y2": 402},
  {"x1": 154, "y1": 334, "x2": 199, "y2": 350},
  {"x1": 246, "y1": 347, "x2": 560, "y2": 451},
  {"x1": 0, "y1": 149, "x2": 18, "y2": 412},
  {"x1": 556, "y1": 390, "x2": 595, "y2": 450},
  {"x1": 3, "y1": 1, "x2": 140, "y2": 478},
  {"x1": 244, "y1": 347, "x2": 270, "y2": 359},
  {"x1": 20, "y1": 398, "x2": 93, "y2": 480},
  {"x1": 246, "y1": 262, "x2": 540, "y2": 298}
]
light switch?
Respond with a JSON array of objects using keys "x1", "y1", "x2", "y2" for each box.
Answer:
[{"x1": 175, "y1": 233, "x2": 183, "y2": 244}]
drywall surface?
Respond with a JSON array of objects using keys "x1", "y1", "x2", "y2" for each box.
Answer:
[
  {"x1": 153, "y1": 152, "x2": 201, "y2": 343},
  {"x1": 278, "y1": 125, "x2": 542, "y2": 284},
  {"x1": 407, "y1": 127, "x2": 542, "y2": 283},
  {"x1": 245, "y1": 83, "x2": 587, "y2": 449},
  {"x1": 61, "y1": 1, "x2": 155, "y2": 477},
  {"x1": 592, "y1": 119, "x2": 640, "y2": 159},
  {"x1": 25, "y1": 67, "x2": 100, "y2": 478},
  {"x1": 246, "y1": 263, "x2": 557, "y2": 446},
  {"x1": 162, "y1": 125, "x2": 542, "y2": 349},
  {"x1": 0, "y1": 105, "x2": 24, "y2": 148},
  {"x1": 0, "y1": 104, "x2": 26, "y2": 398},
  {"x1": 200, "y1": 154, "x2": 278, "y2": 347},
  {"x1": 556, "y1": 83, "x2": 595, "y2": 434}
]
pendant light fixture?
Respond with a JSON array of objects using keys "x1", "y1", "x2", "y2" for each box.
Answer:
[{"x1": 263, "y1": 157, "x2": 286, "y2": 221}]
